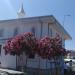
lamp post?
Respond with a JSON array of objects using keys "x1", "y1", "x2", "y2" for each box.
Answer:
[
  {"x1": 63, "y1": 14, "x2": 71, "y2": 26},
  {"x1": 62, "y1": 14, "x2": 71, "y2": 46}
]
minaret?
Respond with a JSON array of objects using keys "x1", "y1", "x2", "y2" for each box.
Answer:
[{"x1": 17, "y1": 0, "x2": 25, "y2": 18}]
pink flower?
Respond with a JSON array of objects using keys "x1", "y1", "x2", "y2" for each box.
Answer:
[{"x1": 3, "y1": 32, "x2": 66, "y2": 58}]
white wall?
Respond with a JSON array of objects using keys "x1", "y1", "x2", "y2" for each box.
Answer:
[
  {"x1": 0, "y1": 17, "x2": 65, "y2": 69},
  {"x1": 1, "y1": 45, "x2": 16, "y2": 69},
  {"x1": 17, "y1": 54, "x2": 64, "y2": 69}
]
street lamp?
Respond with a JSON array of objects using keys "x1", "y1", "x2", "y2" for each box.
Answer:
[
  {"x1": 62, "y1": 14, "x2": 71, "y2": 48},
  {"x1": 63, "y1": 14, "x2": 71, "y2": 26}
]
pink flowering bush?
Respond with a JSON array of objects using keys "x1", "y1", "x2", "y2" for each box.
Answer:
[
  {"x1": 22, "y1": 32, "x2": 38, "y2": 55},
  {"x1": 37, "y1": 36, "x2": 52, "y2": 59},
  {"x1": 3, "y1": 32, "x2": 37, "y2": 55},
  {"x1": 3, "y1": 32, "x2": 66, "y2": 59},
  {"x1": 37, "y1": 34, "x2": 66, "y2": 59}
]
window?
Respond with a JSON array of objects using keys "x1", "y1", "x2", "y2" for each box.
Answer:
[
  {"x1": 31, "y1": 27, "x2": 35, "y2": 36},
  {"x1": 13, "y1": 28, "x2": 18, "y2": 36},
  {"x1": 49, "y1": 28, "x2": 52, "y2": 37},
  {"x1": 28, "y1": 53, "x2": 35, "y2": 59},
  {"x1": 0, "y1": 45, "x2": 1, "y2": 55},
  {"x1": 0, "y1": 29, "x2": 4, "y2": 37},
  {"x1": 62, "y1": 39, "x2": 65, "y2": 47}
]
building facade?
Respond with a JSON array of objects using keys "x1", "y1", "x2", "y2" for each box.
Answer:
[{"x1": 0, "y1": 15, "x2": 71, "y2": 70}]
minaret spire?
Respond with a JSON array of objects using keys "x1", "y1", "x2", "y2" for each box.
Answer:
[{"x1": 17, "y1": 0, "x2": 25, "y2": 18}]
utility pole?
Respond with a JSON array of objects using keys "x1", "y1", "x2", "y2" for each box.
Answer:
[{"x1": 63, "y1": 14, "x2": 71, "y2": 26}]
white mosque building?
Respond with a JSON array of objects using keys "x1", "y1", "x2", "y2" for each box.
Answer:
[{"x1": 0, "y1": 2, "x2": 71, "y2": 75}]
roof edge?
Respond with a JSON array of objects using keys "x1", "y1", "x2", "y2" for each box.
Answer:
[{"x1": 51, "y1": 15, "x2": 72, "y2": 40}]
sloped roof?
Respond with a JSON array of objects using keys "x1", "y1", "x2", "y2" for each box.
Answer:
[
  {"x1": 0, "y1": 15, "x2": 72, "y2": 40},
  {"x1": 51, "y1": 15, "x2": 72, "y2": 40}
]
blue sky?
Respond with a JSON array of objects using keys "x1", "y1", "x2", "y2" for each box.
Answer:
[{"x1": 0, "y1": 0, "x2": 75, "y2": 50}]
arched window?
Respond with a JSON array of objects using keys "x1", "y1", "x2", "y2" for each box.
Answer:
[
  {"x1": 13, "y1": 28, "x2": 18, "y2": 36},
  {"x1": 49, "y1": 28, "x2": 52, "y2": 37},
  {"x1": 0, "y1": 29, "x2": 4, "y2": 37},
  {"x1": 0, "y1": 45, "x2": 2, "y2": 55},
  {"x1": 31, "y1": 27, "x2": 35, "y2": 36}
]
